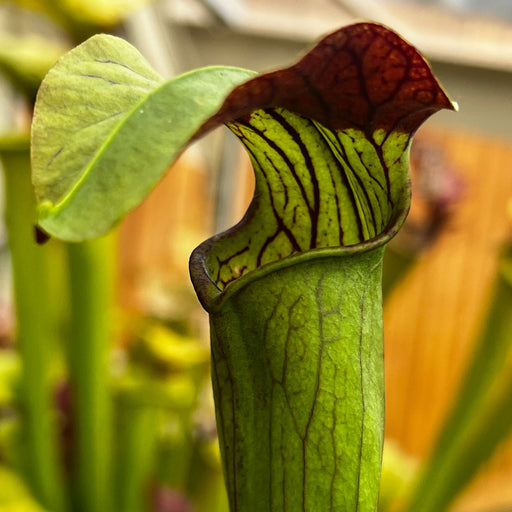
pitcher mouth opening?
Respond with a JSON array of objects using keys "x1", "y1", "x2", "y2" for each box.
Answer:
[
  {"x1": 190, "y1": 203, "x2": 408, "y2": 313},
  {"x1": 186, "y1": 22, "x2": 453, "y2": 313}
]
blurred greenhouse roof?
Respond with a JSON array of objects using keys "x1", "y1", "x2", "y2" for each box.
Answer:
[{"x1": 164, "y1": 0, "x2": 512, "y2": 72}]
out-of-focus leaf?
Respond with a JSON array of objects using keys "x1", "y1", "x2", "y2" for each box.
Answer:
[
  {"x1": 117, "y1": 373, "x2": 199, "y2": 410},
  {"x1": 0, "y1": 34, "x2": 67, "y2": 99},
  {"x1": 0, "y1": 350, "x2": 20, "y2": 406},
  {"x1": 378, "y1": 441, "x2": 418, "y2": 512},
  {"x1": 113, "y1": 403, "x2": 159, "y2": 512},
  {"x1": 0, "y1": 465, "x2": 49, "y2": 511},
  {"x1": 136, "y1": 323, "x2": 210, "y2": 371},
  {"x1": 5, "y1": 0, "x2": 154, "y2": 30},
  {"x1": 57, "y1": 0, "x2": 154, "y2": 27}
]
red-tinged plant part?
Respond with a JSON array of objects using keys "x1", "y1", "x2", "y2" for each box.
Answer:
[
  {"x1": 151, "y1": 486, "x2": 194, "y2": 512},
  {"x1": 30, "y1": 23, "x2": 455, "y2": 512}
]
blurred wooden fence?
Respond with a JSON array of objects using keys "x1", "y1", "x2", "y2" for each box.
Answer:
[{"x1": 384, "y1": 129, "x2": 512, "y2": 511}]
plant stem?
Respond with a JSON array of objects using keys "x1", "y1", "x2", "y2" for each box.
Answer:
[
  {"x1": 114, "y1": 402, "x2": 159, "y2": 512},
  {"x1": 1, "y1": 137, "x2": 67, "y2": 511},
  {"x1": 206, "y1": 247, "x2": 386, "y2": 512},
  {"x1": 189, "y1": 442, "x2": 230, "y2": 512},
  {"x1": 66, "y1": 235, "x2": 115, "y2": 512}
]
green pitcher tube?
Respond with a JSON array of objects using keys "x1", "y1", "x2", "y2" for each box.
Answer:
[{"x1": 192, "y1": 245, "x2": 385, "y2": 511}]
